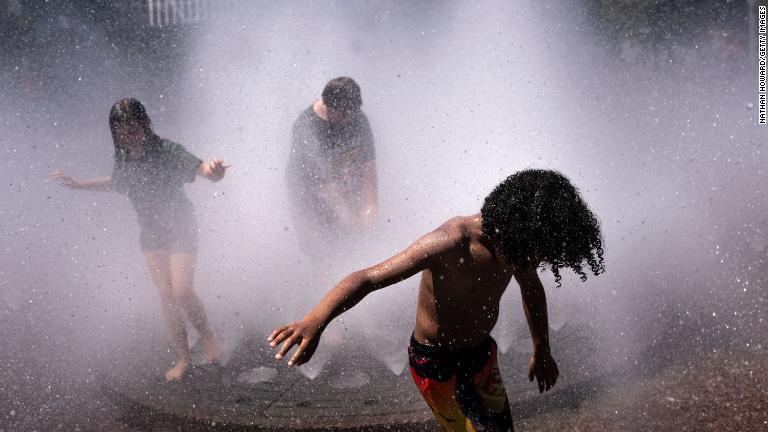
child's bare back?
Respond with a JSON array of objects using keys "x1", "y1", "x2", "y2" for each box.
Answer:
[{"x1": 413, "y1": 215, "x2": 515, "y2": 348}]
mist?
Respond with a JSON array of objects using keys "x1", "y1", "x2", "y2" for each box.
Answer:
[{"x1": 1, "y1": 0, "x2": 764, "y2": 430}]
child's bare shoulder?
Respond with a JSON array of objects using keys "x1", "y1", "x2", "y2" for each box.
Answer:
[
  {"x1": 406, "y1": 216, "x2": 476, "y2": 260},
  {"x1": 430, "y1": 216, "x2": 474, "y2": 247},
  {"x1": 434, "y1": 216, "x2": 465, "y2": 233}
]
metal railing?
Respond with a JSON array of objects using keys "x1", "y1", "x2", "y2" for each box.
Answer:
[{"x1": 146, "y1": 0, "x2": 240, "y2": 27}]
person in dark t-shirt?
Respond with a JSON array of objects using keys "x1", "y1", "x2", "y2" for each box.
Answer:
[
  {"x1": 286, "y1": 77, "x2": 378, "y2": 254},
  {"x1": 50, "y1": 98, "x2": 228, "y2": 381}
]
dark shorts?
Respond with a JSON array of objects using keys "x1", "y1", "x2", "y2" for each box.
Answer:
[
  {"x1": 139, "y1": 216, "x2": 198, "y2": 254},
  {"x1": 408, "y1": 335, "x2": 513, "y2": 432}
]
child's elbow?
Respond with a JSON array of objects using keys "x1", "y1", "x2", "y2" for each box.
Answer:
[{"x1": 348, "y1": 270, "x2": 376, "y2": 293}]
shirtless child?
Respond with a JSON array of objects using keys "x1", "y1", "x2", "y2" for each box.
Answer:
[{"x1": 269, "y1": 169, "x2": 604, "y2": 431}]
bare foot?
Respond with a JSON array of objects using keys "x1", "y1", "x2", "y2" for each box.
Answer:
[
  {"x1": 202, "y1": 333, "x2": 223, "y2": 364},
  {"x1": 165, "y1": 359, "x2": 191, "y2": 382}
]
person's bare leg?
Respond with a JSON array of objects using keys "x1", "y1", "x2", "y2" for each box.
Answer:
[
  {"x1": 145, "y1": 250, "x2": 192, "y2": 381},
  {"x1": 169, "y1": 252, "x2": 222, "y2": 363}
]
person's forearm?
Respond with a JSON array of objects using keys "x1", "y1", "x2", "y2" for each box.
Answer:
[
  {"x1": 303, "y1": 270, "x2": 376, "y2": 329},
  {"x1": 521, "y1": 285, "x2": 551, "y2": 352},
  {"x1": 76, "y1": 177, "x2": 112, "y2": 191},
  {"x1": 197, "y1": 161, "x2": 207, "y2": 178},
  {"x1": 362, "y1": 162, "x2": 378, "y2": 211},
  {"x1": 362, "y1": 189, "x2": 377, "y2": 213}
]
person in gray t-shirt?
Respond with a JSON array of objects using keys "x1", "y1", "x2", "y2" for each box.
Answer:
[{"x1": 286, "y1": 77, "x2": 378, "y2": 254}]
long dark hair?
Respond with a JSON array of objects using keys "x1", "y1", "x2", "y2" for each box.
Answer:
[{"x1": 108, "y1": 98, "x2": 160, "y2": 152}]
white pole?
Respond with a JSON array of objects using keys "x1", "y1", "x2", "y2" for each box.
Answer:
[{"x1": 147, "y1": 0, "x2": 154, "y2": 27}]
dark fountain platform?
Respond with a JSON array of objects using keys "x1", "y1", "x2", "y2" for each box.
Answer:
[
  {"x1": 101, "y1": 325, "x2": 605, "y2": 431},
  {"x1": 101, "y1": 333, "x2": 436, "y2": 431}
]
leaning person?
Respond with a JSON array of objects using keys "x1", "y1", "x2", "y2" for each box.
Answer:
[{"x1": 269, "y1": 169, "x2": 604, "y2": 431}]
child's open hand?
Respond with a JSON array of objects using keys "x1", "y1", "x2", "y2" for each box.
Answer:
[
  {"x1": 268, "y1": 319, "x2": 323, "y2": 367},
  {"x1": 202, "y1": 159, "x2": 229, "y2": 181},
  {"x1": 48, "y1": 171, "x2": 81, "y2": 189},
  {"x1": 528, "y1": 349, "x2": 559, "y2": 393}
]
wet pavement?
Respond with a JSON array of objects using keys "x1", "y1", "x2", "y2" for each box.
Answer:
[
  {"x1": 4, "y1": 323, "x2": 765, "y2": 431},
  {"x1": 98, "y1": 325, "x2": 609, "y2": 431}
]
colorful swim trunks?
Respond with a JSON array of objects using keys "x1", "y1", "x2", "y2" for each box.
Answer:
[{"x1": 408, "y1": 335, "x2": 513, "y2": 432}]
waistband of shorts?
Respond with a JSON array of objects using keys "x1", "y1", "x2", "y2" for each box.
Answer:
[{"x1": 410, "y1": 333, "x2": 494, "y2": 357}]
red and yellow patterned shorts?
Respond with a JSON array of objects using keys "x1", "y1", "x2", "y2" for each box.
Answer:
[{"x1": 408, "y1": 335, "x2": 513, "y2": 432}]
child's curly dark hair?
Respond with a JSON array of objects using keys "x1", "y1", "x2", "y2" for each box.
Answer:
[{"x1": 481, "y1": 169, "x2": 605, "y2": 286}]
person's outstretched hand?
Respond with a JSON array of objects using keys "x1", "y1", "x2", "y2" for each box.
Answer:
[
  {"x1": 528, "y1": 349, "x2": 559, "y2": 393},
  {"x1": 201, "y1": 159, "x2": 229, "y2": 181},
  {"x1": 268, "y1": 319, "x2": 323, "y2": 366},
  {"x1": 49, "y1": 171, "x2": 81, "y2": 189}
]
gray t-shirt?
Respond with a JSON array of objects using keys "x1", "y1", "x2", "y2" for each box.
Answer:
[
  {"x1": 286, "y1": 106, "x2": 375, "y2": 212},
  {"x1": 112, "y1": 136, "x2": 202, "y2": 230}
]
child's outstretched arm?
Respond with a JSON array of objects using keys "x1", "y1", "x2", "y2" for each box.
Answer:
[
  {"x1": 515, "y1": 269, "x2": 559, "y2": 393},
  {"x1": 49, "y1": 171, "x2": 112, "y2": 191},
  {"x1": 268, "y1": 227, "x2": 456, "y2": 366}
]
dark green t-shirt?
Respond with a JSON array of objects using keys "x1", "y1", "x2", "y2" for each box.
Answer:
[{"x1": 112, "y1": 136, "x2": 202, "y2": 230}]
